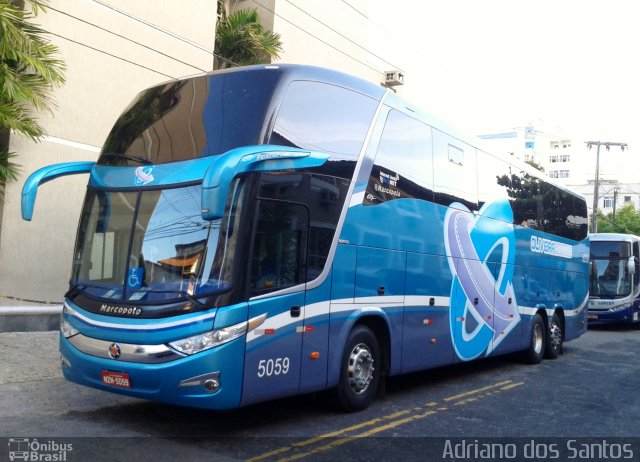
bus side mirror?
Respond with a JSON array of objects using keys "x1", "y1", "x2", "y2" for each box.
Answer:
[
  {"x1": 628, "y1": 257, "x2": 636, "y2": 275},
  {"x1": 201, "y1": 145, "x2": 328, "y2": 220},
  {"x1": 22, "y1": 161, "x2": 95, "y2": 221}
]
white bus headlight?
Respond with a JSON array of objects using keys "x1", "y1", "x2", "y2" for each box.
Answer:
[
  {"x1": 168, "y1": 313, "x2": 266, "y2": 355},
  {"x1": 60, "y1": 316, "x2": 79, "y2": 339}
]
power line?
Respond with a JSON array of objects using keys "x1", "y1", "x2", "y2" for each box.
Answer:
[
  {"x1": 43, "y1": 4, "x2": 208, "y2": 73},
  {"x1": 48, "y1": 32, "x2": 175, "y2": 79},
  {"x1": 89, "y1": 0, "x2": 214, "y2": 55},
  {"x1": 283, "y1": 0, "x2": 404, "y2": 72},
  {"x1": 249, "y1": 0, "x2": 391, "y2": 76}
]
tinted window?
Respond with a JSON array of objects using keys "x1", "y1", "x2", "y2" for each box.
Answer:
[
  {"x1": 270, "y1": 81, "x2": 378, "y2": 157},
  {"x1": 591, "y1": 241, "x2": 630, "y2": 259},
  {"x1": 256, "y1": 172, "x2": 350, "y2": 281},
  {"x1": 364, "y1": 110, "x2": 433, "y2": 205},
  {"x1": 250, "y1": 200, "x2": 309, "y2": 295},
  {"x1": 432, "y1": 130, "x2": 478, "y2": 211},
  {"x1": 100, "y1": 71, "x2": 280, "y2": 165},
  {"x1": 497, "y1": 165, "x2": 588, "y2": 240},
  {"x1": 477, "y1": 150, "x2": 511, "y2": 205}
]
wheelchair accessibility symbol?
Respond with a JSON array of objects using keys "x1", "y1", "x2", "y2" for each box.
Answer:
[{"x1": 127, "y1": 267, "x2": 144, "y2": 289}]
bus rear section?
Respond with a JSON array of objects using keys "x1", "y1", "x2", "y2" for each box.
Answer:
[
  {"x1": 588, "y1": 233, "x2": 640, "y2": 326},
  {"x1": 21, "y1": 64, "x2": 589, "y2": 412}
]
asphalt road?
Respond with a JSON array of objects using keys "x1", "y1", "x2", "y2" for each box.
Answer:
[{"x1": 1, "y1": 326, "x2": 639, "y2": 461}]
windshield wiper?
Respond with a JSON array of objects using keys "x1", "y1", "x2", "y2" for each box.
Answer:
[
  {"x1": 135, "y1": 289, "x2": 207, "y2": 308},
  {"x1": 65, "y1": 283, "x2": 86, "y2": 299},
  {"x1": 101, "y1": 152, "x2": 152, "y2": 165}
]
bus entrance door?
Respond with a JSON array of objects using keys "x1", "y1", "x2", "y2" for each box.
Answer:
[{"x1": 241, "y1": 199, "x2": 310, "y2": 406}]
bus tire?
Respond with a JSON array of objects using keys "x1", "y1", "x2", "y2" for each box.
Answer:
[
  {"x1": 544, "y1": 312, "x2": 563, "y2": 359},
  {"x1": 523, "y1": 313, "x2": 545, "y2": 364},
  {"x1": 334, "y1": 325, "x2": 380, "y2": 412}
]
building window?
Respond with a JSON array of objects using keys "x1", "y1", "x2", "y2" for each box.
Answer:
[
  {"x1": 625, "y1": 196, "x2": 632, "y2": 203},
  {"x1": 559, "y1": 170, "x2": 569, "y2": 178},
  {"x1": 603, "y1": 196, "x2": 613, "y2": 208},
  {"x1": 550, "y1": 155, "x2": 557, "y2": 163},
  {"x1": 549, "y1": 170, "x2": 558, "y2": 178}
]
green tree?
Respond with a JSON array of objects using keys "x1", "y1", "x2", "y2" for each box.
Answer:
[
  {"x1": 595, "y1": 203, "x2": 640, "y2": 235},
  {"x1": 214, "y1": 6, "x2": 283, "y2": 69},
  {"x1": 0, "y1": 0, "x2": 65, "y2": 196},
  {"x1": 525, "y1": 158, "x2": 545, "y2": 172}
]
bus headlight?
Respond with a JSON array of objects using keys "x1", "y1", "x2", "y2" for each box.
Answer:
[
  {"x1": 60, "y1": 316, "x2": 79, "y2": 339},
  {"x1": 168, "y1": 313, "x2": 267, "y2": 355}
]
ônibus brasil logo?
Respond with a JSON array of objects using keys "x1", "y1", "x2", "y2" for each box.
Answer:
[
  {"x1": 444, "y1": 199, "x2": 520, "y2": 361},
  {"x1": 135, "y1": 166, "x2": 155, "y2": 185},
  {"x1": 8, "y1": 438, "x2": 73, "y2": 461}
]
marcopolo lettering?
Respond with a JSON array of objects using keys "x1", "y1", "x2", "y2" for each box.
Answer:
[{"x1": 100, "y1": 304, "x2": 142, "y2": 317}]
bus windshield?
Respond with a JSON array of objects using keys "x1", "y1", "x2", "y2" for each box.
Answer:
[
  {"x1": 589, "y1": 241, "x2": 632, "y2": 299},
  {"x1": 72, "y1": 182, "x2": 245, "y2": 303}
]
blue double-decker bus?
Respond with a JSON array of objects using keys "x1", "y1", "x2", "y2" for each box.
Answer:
[
  {"x1": 22, "y1": 64, "x2": 589, "y2": 411},
  {"x1": 588, "y1": 233, "x2": 640, "y2": 326}
]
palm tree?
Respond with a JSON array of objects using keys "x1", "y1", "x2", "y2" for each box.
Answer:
[
  {"x1": 214, "y1": 6, "x2": 283, "y2": 70},
  {"x1": 0, "y1": 0, "x2": 66, "y2": 196}
]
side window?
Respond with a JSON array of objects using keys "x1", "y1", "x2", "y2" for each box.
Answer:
[
  {"x1": 634, "y1": 242, "x2": 640, "y2": 291},
  {"x1": 573, "y1": 196, "x2": 589, "y2": 240},
  {"x1": 505, "y1": 164, "x2": 586, "y2": 240},
  {"x1": 477, "y1": 150, "x2": 511, "y2": 206},
  {"x1": 250, "y1": 200, "x2": 309, "y2": 295},
  {"x1": 270, "y1": 81, "x2": 378, "y2": 156},
  {"x1": 432, "y1": 130, "x2": 478, "y2": 211},
  {"x1": 364, "y1": 109, "x2": 433, "y2": 205}
]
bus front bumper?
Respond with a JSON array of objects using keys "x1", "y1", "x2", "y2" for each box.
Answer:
[
  {"x1": 587, "y1": 309, "x2": 640, "y2": 325},
  {"x1": 59, "y1": 333, "x2": 245, "y2": 410}
]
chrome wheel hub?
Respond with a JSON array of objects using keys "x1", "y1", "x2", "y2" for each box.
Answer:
[
  {"x1": 533, "y1": 323, "x2": 544, "y2": 354},
  {"x1": 347, "y1": 343, "x2": 375, "y2": 394}
]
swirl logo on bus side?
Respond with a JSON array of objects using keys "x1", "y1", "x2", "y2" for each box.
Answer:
[{"x1": 444, "y1": 199, "x2": 520, "y2": 361}]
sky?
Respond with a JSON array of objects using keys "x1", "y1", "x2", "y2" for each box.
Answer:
[{"x1": 378, "y1": 0, "x2": 640, "y2": 157}]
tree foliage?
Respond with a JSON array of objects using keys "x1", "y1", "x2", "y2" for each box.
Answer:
[
  {"x1": 0, "y1": 0, "x2": 65, "y2": 192},
  {"x1": 525, "y1": 158, "x2": 545, "y2": 172},
  {"x1": 595, "y1": 203, "x2": 640, "y2": 235},
  {"x1": 214, "y1": 7, "x2": 283, "y2": 69}
]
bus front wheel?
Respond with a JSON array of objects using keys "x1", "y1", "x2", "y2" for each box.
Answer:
[
  {"x1": 334, "y1": 325, "x2": 381, "y2": 412},
  {"x1": 523, "y1": 313, "x2": 546, "y2": 364}
]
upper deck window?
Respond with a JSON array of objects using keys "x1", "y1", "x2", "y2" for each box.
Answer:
[
  {"x1": 269, "y1": 81, "x2": 378, "y2": 158},
  {"x1": 99, "y1": 70, "x2": 280, "y2": 166}
]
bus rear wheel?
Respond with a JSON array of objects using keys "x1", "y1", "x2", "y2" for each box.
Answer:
[
  {"x1": 544, "y1": 312, "x2": 563, "y2": 359},
  {"x1": 523, "y1": 313, "x2": 545, "y2": 364},
  {"x1": 334, "y1": 325, "x2": 380, "y2": 412}
]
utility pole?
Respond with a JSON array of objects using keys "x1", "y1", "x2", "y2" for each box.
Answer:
[
  {"x1": 586, "y1": 141, "x2": 628, "y2": 232},
  {"x1": 612, "y1": 187, "x2": 619, "y2": 225}
]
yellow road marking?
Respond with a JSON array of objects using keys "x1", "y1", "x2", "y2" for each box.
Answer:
[
  {"x1": 247, "y1": 379, "x2": 524, "y2": 462},
  {"x1": 500, "y1": 381, "x2": 525, "y2": 391},
  {"x1": 443, "y1": 380, "x2": 513, "y2": 402}
]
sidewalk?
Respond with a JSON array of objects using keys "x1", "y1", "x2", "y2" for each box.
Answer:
[{"x1": 0, "y1": 295, "x2": 62, "y2": 333}]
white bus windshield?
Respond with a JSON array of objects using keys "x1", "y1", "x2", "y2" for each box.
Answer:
[{"x1": 589, "y1": 241, "x2": 632, "y2": 299}]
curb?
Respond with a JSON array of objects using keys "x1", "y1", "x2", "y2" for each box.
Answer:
[{"x1": 0, "y1": 305, "x2": 63, "y2": 333}]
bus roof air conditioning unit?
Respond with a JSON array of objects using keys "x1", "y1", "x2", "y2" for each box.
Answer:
[{"x1": 384, "y1": 70, "x2": 404, "y2": 87}]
